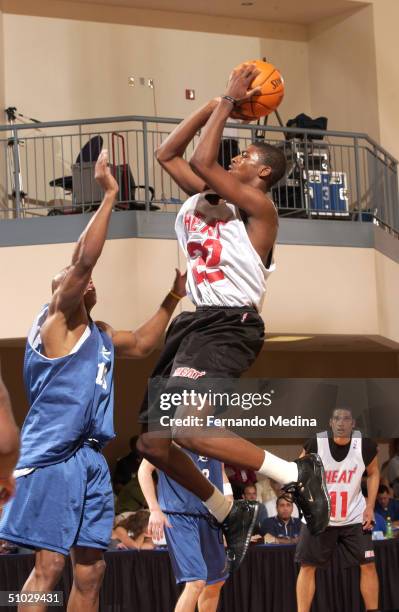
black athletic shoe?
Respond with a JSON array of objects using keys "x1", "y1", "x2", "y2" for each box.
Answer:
[
  {"x1": 282, "y1": 453, "x2": 330, "y2": 536},
  {"x1": 221, "y1": 500, "x2": 259, "y2": 574}
]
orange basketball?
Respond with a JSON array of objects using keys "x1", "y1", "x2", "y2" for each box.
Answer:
[{"x1": 234, "y1": 60, "x2": 285, "y2": 120}]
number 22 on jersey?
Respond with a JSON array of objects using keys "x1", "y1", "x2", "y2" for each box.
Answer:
[{"x1": 187, "y1": 238, "x2": 224, "y2": 285}]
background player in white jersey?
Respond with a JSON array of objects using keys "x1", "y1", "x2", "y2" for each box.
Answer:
[
  {"x1": 139, "y1": 453, "x2": 232, "y2": 612},
  {"x1": 0, "y1": 151, "x2": 186, "y2": 612},
  {"x1": 137, "y1": 64, "x2": 330, "y2": 571},
  {"x1": 296, "y1": 408, "x2": 380, "y2": 612},
  {"x1": 0, "y1": 375, "x2": 19, "y2": 505}
]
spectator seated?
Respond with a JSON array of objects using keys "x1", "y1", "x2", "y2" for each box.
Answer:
[
  {"x1": 261, "y1": 494, "x2": 302, "y2": 543},
  {"x1": 375, "y1": 485, "x2": 399, "y2": 527},
  {"x1": 110, "y1": 510, "x2": 154, "y2": 550}
]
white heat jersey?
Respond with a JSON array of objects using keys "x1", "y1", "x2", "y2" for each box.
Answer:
[
  {"x1": 175, "y1": 192, "x2": 275, "y2": 311},
  {"x1": 317, "y1": 431, "x2": 366, "y2": 526}
]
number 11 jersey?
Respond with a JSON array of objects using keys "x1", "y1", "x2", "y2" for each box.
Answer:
[{"x1": 317, "y1": 432, "x2": 366, "y2": 526}]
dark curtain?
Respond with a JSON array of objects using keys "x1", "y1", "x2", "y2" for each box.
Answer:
[{"x1": 1, "y1": 540, "x2": 398, "y2": 612}]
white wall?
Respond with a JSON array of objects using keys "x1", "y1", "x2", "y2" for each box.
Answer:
[
  {"x1": 308, "y1": 5, "x2": 379, "y2": 139},
  {"x1": 3, "y1": 14, "x2": 311, "y2": 123},
  {"x1": 0, "y1": 6, "x2": 7, "y2": 211},
  {"x1": 0, "y1": 236, "x2": 386, "y2": 341},
  {"x1": 0, "y1": 6, "x2": 4, "y2": 111},
  {"x1": 375, "y1": 249, "x2": 399, "y2": 344},
  {"x1": 0, "y1": 13, "x2": 312, "y2": 211},
  {"x1": 372, "y1": 0, "x2": 399, "y2": 161},
  {"x1": 3, "y1": 1, "x2": 398, "y2": 155},
  {"x1": 267, "y1": 243, "x2": 379, "y2": 335}
]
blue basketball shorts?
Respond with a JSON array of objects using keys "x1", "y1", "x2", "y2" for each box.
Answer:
[
  {"x1": 0, "y1": 445, "x2": 114, "y2": 555},
  {"x1": 164, "y1": 512, "x2": 227, "y2": 585}
]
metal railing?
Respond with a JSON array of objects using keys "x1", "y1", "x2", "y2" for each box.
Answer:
[{"x1": 0, "y1": 115, "x2": 398, "y2": 234}]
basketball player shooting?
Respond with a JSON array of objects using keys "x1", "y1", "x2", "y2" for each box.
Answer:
[
  {"x1": 137, "y1": 64, "x2": 330, "y2": 572},
  {"x1": 0, "y1": 375, "x2": 19, "y2": 505},
  {"x1": 0, "y1": 150, "x2": 186, "y2": 612}
]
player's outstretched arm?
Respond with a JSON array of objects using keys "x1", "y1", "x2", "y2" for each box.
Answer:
[
  {"x1": 0, "y1": 377, "x2": 20, "y2": 505},
  {"x1": 50, "y1": 150, "x2": 119, "y2": 320},
  {"x1": 155, "y1": 100, "x2": 222, "y2": 196},
  {"x1": 138, "y1": 459, "x2": 171, "y2": 541},
  {"x1": 97, "y1": 269, "x2": 186, "y2": 358},
  {"x1": 190, "y1": 65, "x2": 274, "y2": 216}
]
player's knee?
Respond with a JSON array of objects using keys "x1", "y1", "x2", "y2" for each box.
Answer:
[
  {"x1": 74, "y1": 559, "x2": 106, "y2": 595},
  {"x1": 360, "y1": 561, "x2": 377, "y2": 575},
  {"x1": 299, "y1": 564, "x2": 316, "y2": 575},
  {"x1": 186, "y1": 579, "x2": 206, "y2": 595},
  {"x1": 35, "y1": 551, "x2": 66, "y2": 584},
  {"x1": 205, "y1": 580, "x2": 225, "y2": 594}
]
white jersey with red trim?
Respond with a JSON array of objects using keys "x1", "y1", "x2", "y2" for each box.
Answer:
[
  {"x1": 175, "y1": 192, "x2": 275, "y2": 311},
  {"x1": 317, "y1": 431, "x2": 366, "y2": 526}
]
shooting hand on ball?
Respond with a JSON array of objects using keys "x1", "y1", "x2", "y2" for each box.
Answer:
[{"x1": 225, "y1": 63, "x2": 261, "y2": 106}]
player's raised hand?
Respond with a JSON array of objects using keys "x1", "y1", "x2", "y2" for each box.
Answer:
[
  {"x1": 225, "y1": 63, "x2": 261, "y2": 105},
  {"x1": 172, "y1": 269, "x2": 187, "y2": 299},
  {"x1": 94, "y1": 149, "x2": 119, "y2": 194},
  {"x1": 148, "y1": 509, "x2": 171, "y2": 542},
  {"x1": 0, "y1": 475, "x2": 16, "y2": 507}
]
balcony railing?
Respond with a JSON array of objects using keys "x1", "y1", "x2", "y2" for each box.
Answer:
[{"x1": 0, "y1": 115, "x2": 398, "y2": 234}]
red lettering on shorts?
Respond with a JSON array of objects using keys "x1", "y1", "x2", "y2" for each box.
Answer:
[{"x1": 173, "y1": 367, "x2": 206, "y2": 380}]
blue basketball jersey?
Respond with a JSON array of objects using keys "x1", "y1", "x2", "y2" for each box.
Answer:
[
  {"x1": 157, "y1": 450, "x2": 223, "y2": 515},
  {"x1": 17, "y1": 305, "x2": 115, "y2": 469}
]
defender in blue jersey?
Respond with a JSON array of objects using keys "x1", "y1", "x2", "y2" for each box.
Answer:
[
  {"x1": 0, "y1": 150, "x2": 186, "y2": 612},
  {"x1": 138, "y1": 450, "x2": 232, "y2": 612}
]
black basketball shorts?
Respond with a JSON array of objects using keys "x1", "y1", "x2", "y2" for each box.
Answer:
[
  {"x1": 139, "y1": 306, "x2": 265, "y2": 426},
  {"x1": 295, "y1": 523, "x2": 375, "y2": 568}
]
